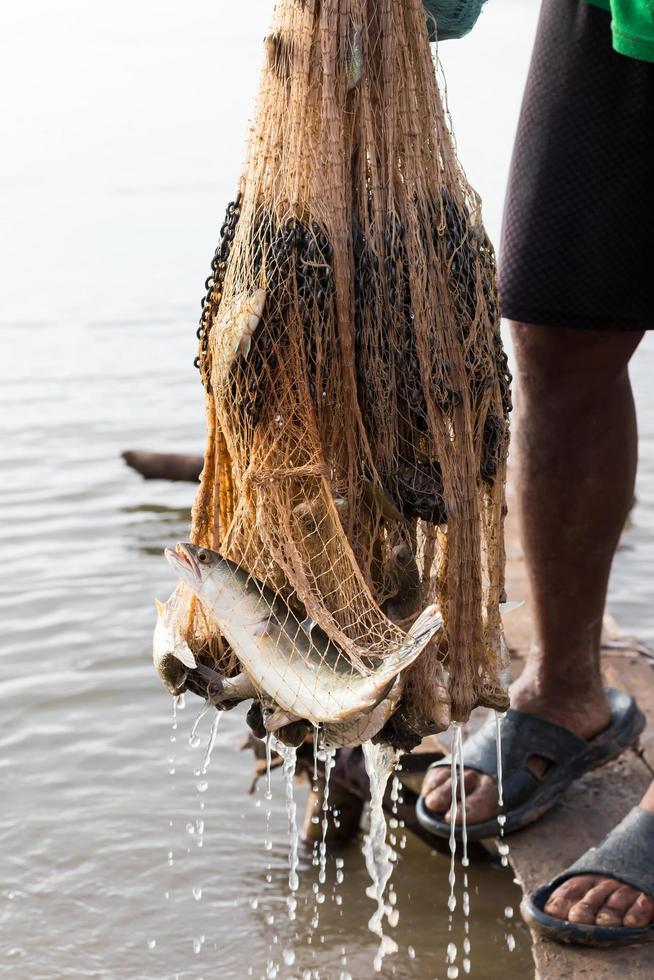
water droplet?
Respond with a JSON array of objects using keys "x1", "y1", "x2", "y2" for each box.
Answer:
[
  {"x1": 264, "y1": 838, "x2": 273, "y2": 851},
  {"x1": 197, "y1": 781, "x2": 208, "y2": 793},
  {"x1": 408, "y1": 946, "x2": 416, "y2": 959},
  {"x1": 147, "y1": 940, "x2": 156, "y2": 950},
  {"x1": 193, "y1": 887, "x2": 202, "y2": 901},
  {"x1": 249, "y1": 897, "x2": 259, "y2": 910},
  {"x1": 504, "y1": 906, "x2": 514, "y2": 919},
  {"x1": 189, "y1": 735, "x2": 201, "y2": 748},
  {"x1": 283, "y1": 949, "x2": 296, "y2": 966},
  {"x1": 463, "y1": 958, "x2": 471, "y2": 974},
  {"x1": 447, "y1": 968, "x2": 459, "y2": 979},
  {"x1": 506, "y1": 934, "x2": 516, "y2": 952}
]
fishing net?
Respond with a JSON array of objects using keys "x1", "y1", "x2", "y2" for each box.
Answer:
[{"x1": 164, "y1": 0, "x2": 511, "y2": 743}]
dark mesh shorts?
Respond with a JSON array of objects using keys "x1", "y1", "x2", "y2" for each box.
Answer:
[{"x1": 499, "y1": 0, "x2": 654, "y2": 330}]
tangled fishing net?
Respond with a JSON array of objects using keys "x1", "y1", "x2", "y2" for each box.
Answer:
[{"x1": 160, "y1": 0, "x2": 511, "y2": 748}]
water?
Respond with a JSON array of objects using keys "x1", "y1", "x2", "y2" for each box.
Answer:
[
  {"x1": 4, "y1": 1, "x2": 654, "y2": 977},
  {"x1": 361, "y1": 743, "x2": 401, "y2": 973}
]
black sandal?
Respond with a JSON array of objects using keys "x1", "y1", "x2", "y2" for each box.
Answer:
[
  {"x1": 522, "y1": 807, "x2": 654, "y2": 947},
  {"x1": 415, "y1": 688, "x2": 644, "y2": 842}
]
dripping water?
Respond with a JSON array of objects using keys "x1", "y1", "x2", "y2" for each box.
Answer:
[
  {"x1": 201, "y1": 711, "x2": 221, "y2": 775},
  {"x1": 280, "y1": 744, "x2": 300, "y2": 923},
  {"x1": 446, "y1": 723, "x2": 461, "y2": 979},
  {"x1": 318, "y1": 747, "x2": 336, "y2": 887},
  {"x1": 263, "y1": 732, "x2": 274, "y2": 854},
  {"x1": 457, "y1": 724, "x2": 471, "y2": 975},
  {"x1": 495, "y1": 710, "x2": 514, "y2": 951},
  {"x1": 189, "y1": 700, "x2": 210, "y2": 748},
  {"x1": 361, "y1": 741, "x2": 400, "y2": 973}
]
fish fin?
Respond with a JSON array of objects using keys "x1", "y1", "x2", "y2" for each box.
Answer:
[
  {"x1": 173, "y1": 644, "x2": 197, "y2": 670},
  {"x1": 264, "y1": 709, "x2": 301, "y2": 733},
  {"x1": 362, "y1": 479, "x2": 404, "y2": 523},
  {"x1": 500, "y1": 600, "x2": 524, "y2": 616},
  {"x1": 252, "y1": 617, "x2": 278, "y2": 639},
  {"x1": 237, "y1": 331, "x2": 252, "y2": 360},
  {"x1": 407, "y1": 603, "x2": 443, "y2": 641},
  {"x1": 300, "y1": 616, "x2": 316, "y2": 636},
  {"x1": 155, "y1": 599, "x2": 166, "y2": 616},
  {"x1": 374, "y1": 604, "x2": 444, "y2": 684}
]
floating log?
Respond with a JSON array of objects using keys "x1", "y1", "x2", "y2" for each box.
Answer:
[{"x1": 122, "y1": 450, "x2": 203, "y2": 483}]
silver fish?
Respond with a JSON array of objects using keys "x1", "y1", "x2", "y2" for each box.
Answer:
[
  {"x1": 165, "y1": 543, "x2": 443, "y2": 726},
  {"x1": 213, "y1": 288, "x2": 267, "y2": 384},
  {"x1": 347, "y1": 25, "x2": 364, "y2": 91},
  {"x1": 153, "y1": 597, "x2": 197, "y2": 696}
]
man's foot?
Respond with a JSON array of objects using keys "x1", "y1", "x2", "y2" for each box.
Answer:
[
  {"x1": 542, "y1": 785, "x2": 654, "y2": 930},
  {"x1": 420, "y1": 673, "x2": 612, "y2": 826}
]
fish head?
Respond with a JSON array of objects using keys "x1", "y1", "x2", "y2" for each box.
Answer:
[{"x1": 165, "y1": 543, "x2": 225, "y2": 599}]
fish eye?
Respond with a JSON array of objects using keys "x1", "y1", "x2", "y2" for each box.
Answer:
[{"x1": 197, "y1": 551, "x2": 208, "y2": 563}]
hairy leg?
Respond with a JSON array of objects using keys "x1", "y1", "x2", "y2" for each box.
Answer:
[{"x1": 423, "y1": 322, "x2": 654, "y2": 928}]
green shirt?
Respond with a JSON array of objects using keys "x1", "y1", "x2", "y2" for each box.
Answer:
[{"x1": 584, "y1": 0, "x2": 654, "y2": 62}]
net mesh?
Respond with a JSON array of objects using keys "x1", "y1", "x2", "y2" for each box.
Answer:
[{"x1": 169, "y1": 0, "x2": 511, "y2": 737}]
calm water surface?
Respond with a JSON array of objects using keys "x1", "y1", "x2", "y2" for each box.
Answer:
[{"x1": 2, "y1": 3, "x2": 652, "y2": 978}]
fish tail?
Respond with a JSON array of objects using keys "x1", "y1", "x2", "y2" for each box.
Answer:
[{"x1": 376, "y1": 604, "x2": 444, "y2": 681}]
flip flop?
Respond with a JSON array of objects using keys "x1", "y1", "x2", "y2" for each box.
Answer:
[
  {"x1": 521, "y1": 807, "x2": 654, "y2": 947},
  {"x1": 415, "y1": 687, "x2": 644, "y2": 842}
]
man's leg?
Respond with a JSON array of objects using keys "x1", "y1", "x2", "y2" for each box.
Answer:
[{"x1": 422, "y1": 321, "x2": 654, "y2": 927}]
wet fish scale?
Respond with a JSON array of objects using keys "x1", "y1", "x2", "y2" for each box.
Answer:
[{"x1": 165, "y1": 543, "x2": 443, "y2": 727}]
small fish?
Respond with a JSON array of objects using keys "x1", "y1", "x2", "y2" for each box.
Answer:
[
  {"x1": 362, "y1": 480, "x2": 405, "y2": 524},
  {"x1": 293, "y1": 495, "x2": 347, "y2": 530},
  {"x1": 165, "y1": 543, "x2": 443, "y2": 727},
  {"x1": 214, "y1": 288, "x2": 267, "y2": 383},
  {"x1": 384, "y1": 543, "x2": 421, "y2": 624},
  {"x1": 347, "y1": 25, "x2": 364, "y2": 91},
  {"x1": 153, "y1": 598, "x2": 197, "y2": 696}
]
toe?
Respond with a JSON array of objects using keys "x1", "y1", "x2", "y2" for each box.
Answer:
[
  {"x1": 544, "y1": 875, "x2": 601, "y2": 921},
  {"x1": 421, "y1": 767, "x2": 449, "y2": 797},
  {"x1": 595, "y1": 884, "x2": 641, "y2": 927},
  {"x1": 568, "y1": 879, "x2": 621, "y2": 925},
  {"x1": 446, "y1": 773, "x2": 498, "y2": 825},
  {"x1": 423, "y1": 775, "x2": 453, "y2": 815},
  {"x1": 624, "y1": 891, "x2": 654, "y2": 929}
]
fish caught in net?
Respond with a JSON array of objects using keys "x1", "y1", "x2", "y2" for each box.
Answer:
[{"x1": 155, "y1": 0, "x2": 511, "y2": 749}]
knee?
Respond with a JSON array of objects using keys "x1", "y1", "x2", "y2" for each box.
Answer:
[{"x1": 508, "y1": 321, "x2": 641, "y2": 401}]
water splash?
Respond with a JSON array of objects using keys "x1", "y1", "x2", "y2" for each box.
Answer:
[{"x1": 361, "y1": 741, "x2": 400, "y2": 972}]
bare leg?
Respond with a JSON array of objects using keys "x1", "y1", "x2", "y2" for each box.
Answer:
[{"x1": 421, "y1": 322, "x2": 654, "y2": 926}]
